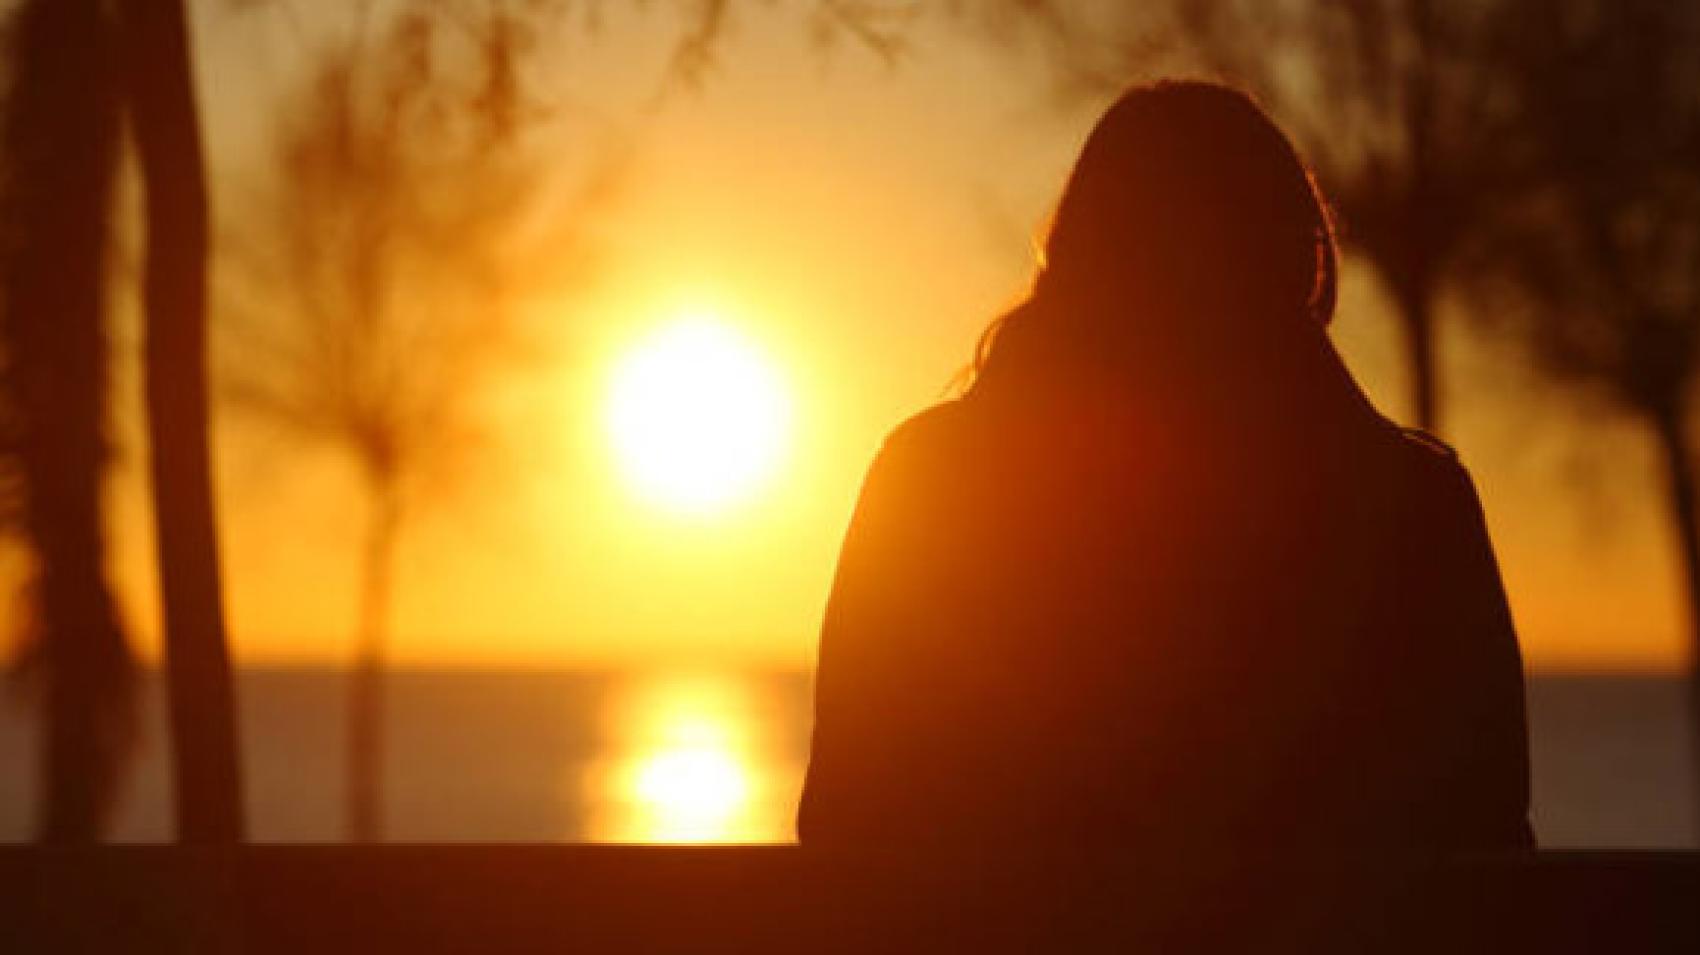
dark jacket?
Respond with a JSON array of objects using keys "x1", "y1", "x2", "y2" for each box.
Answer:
[{"x1": 799, "y1": 373, "x2": 1533, "y2": 850}]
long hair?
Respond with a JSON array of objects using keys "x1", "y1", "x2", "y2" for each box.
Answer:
[{"x1": 971, "y1": 81, "x2": 1351, "y2": 404}]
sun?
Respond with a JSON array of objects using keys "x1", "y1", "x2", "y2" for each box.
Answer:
[{"x1": 606, "y1": 313, "x2": 792, "y2": 513}]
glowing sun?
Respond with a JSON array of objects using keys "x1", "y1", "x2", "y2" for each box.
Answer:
[{"x1": 606, "y1": 314, "x2": 792, "y2": 513}]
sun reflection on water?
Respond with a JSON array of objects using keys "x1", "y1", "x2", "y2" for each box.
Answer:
[{"x1": 586, "y1": 672, "x2": 793, "y2": 843}]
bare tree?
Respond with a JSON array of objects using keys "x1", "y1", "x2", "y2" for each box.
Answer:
[
  {"x1": 1459, "y1": 0, "x2": 1700, "y2": 815},
  {"x1": 220, "y1": 4, "x2": 571, "y2": 842},
  {"x1": 0, "y1": 0, "x2": 135, "y2": 843}
]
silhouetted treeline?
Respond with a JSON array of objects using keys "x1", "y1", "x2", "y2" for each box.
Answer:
[{"x1": 0, "y1": 0, "x2": 242, "y2": 843}]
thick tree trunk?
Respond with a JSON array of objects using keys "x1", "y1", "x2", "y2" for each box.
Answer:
[
  {"x1": 118, "y1": 0, "x2": 245, "y2": 843},
  {"x1": 347, "y1": 476, "x2": 400, "y2": 842},
  {"x1": 1650, "y1": 409, "x2": 1700, "y2": 831},
  {"x1": 0, "y1": 0, "x2": 135, "y2": 843}
]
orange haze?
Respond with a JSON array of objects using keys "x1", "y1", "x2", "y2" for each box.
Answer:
[{"x1": 50, "y1": 2, "x2": 1689, "y2": 674}]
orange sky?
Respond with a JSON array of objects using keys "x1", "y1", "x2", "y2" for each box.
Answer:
[{"x1": 41, "y1": 2, "x2": 1689, "y2": 673}]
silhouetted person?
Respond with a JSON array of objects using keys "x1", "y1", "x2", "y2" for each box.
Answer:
[{"x1": 799, "y1": 82, "x2": 1533, "y2": 851}]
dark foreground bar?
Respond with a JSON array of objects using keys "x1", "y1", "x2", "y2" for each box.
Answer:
[{"x1": 3, "y1": 847, "x2": 1697, "y2": 953}]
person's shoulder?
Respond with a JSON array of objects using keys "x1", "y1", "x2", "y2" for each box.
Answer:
[
  {"x1": 1390, "y1": 426, "x2": 1468, "y2": 481},
  {"x1": 851, "y1": 402, "x2": 977, "y2": 511},
  {"x1": 861, "y1": 400, "x2": 987, "y2": 494},
  {"x1": 1381, "y1": 424, "x2": 1482, "y2": 512},
  {"x1": 880, "y1": 400, "x2": 975, "y2": 456},
  {"x1": 1396, "y1": 427, "x2": 1458, "y2": 463}
]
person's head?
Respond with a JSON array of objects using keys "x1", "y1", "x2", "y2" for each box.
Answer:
[{"x1": 974, "y1": 81, "x2": 1340, "y2": 389}]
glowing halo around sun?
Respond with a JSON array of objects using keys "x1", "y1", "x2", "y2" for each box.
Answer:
[{"x1": 605, "y1": 314, "x2": 793, "y2": 514}]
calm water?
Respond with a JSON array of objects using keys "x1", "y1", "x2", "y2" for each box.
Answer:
[{"x1": 0, "y1": 669, "x2": 1693, "y2": 846}]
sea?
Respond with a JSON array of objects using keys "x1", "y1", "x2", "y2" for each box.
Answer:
[{"x1": 0, "y1": 669, "x2": 1693, "y2": 847}]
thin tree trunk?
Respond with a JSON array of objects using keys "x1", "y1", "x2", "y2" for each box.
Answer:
[
  {"x1": 1651, "y1": 408, "x2": 1700, "y2": 831},
  {"x1": 0, "y1": 0, "x2": 135, "y2": 844},
  {"x1": 347, "y1": 475, "x2": 400, "y2": 842},
  {"x1": 1399, "y1": 0, "x2": 1442, "y2": 435},
  {"x1": 1392, "y1": 276, "x2": 1440, "y2": 433},
  {"x1": 117, "y1": 0, "x2": 245, "y2": 843}
]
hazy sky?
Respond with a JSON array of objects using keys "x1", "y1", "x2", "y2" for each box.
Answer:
[{"x1": 59, "y1": 1, "x2": 1690, "y2": 672}]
